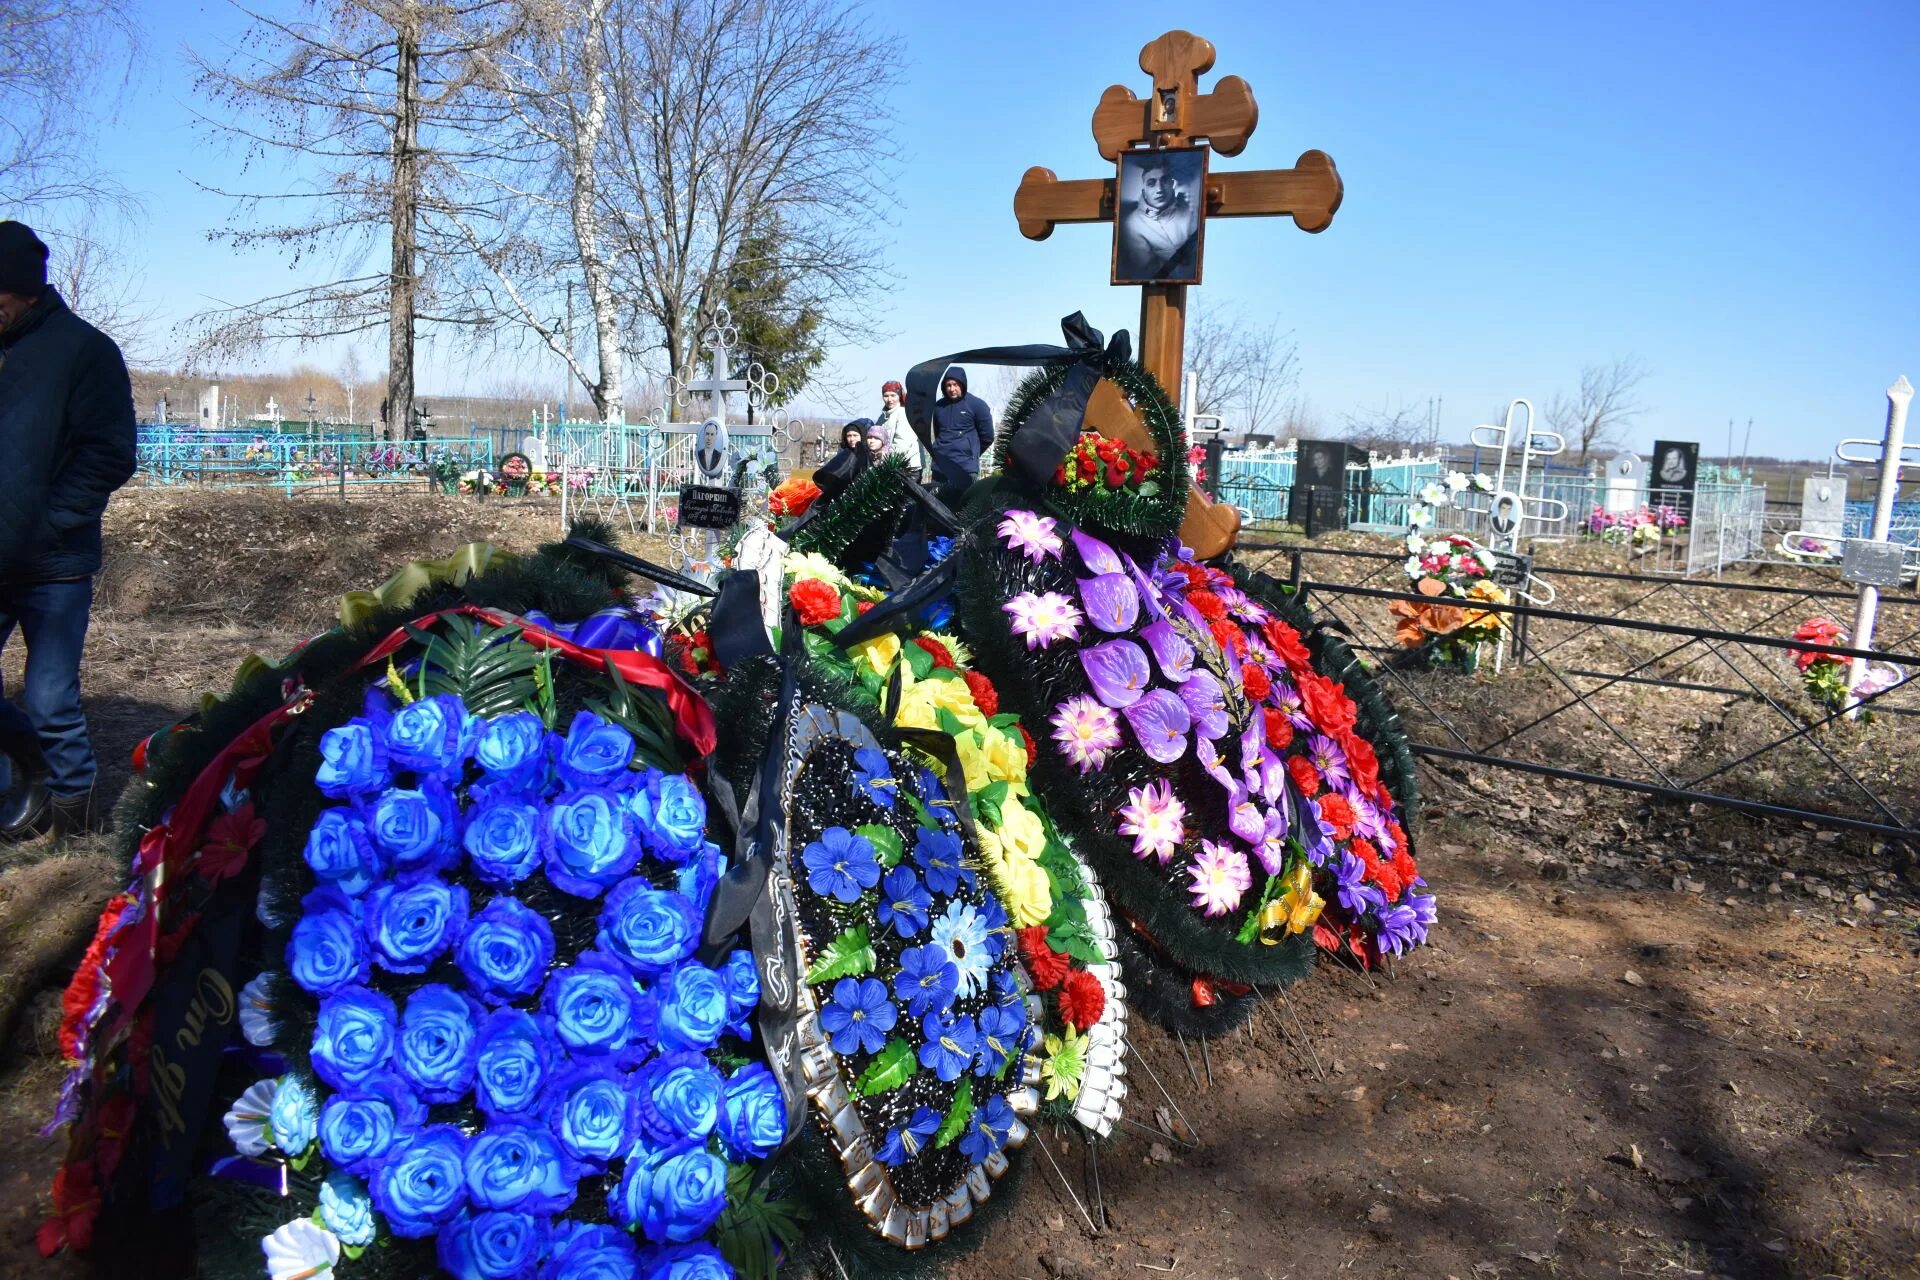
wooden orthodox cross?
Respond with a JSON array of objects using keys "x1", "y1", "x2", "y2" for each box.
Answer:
[{"x1": 1014, "y1": 30, "x2": 1344, "y2": 403}]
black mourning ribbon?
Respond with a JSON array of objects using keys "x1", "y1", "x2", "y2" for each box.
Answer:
[
  {"x1": 707, "y1": 569, "x2": 775, "y2": 669},
  {"x1": 561, "y1": 536, "x2": 719, "y2": 597},
  {"x1": 905, "y1": 310, "x2": 1131, "y2": 492}
]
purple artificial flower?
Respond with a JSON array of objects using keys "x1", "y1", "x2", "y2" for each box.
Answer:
[
  {"x1": 1350, "y1": 792, "x2": 1386, "y2": 843},
  {"x1": 1333, "y1": 849, "x2": 1385, "y2": 916},
  {"x1": 1195, "y1": 735, "x2": 1239, "y2": 798},
  {"x1": 1407, "y1": 892, "x2": 1438, "y2": 943},
  {"x1": 1071, "y1": 528, "x2": 1125, "y2": 576},
  {"x1": 1079, "y1": 639, "x2": 1153, "y2": 709},
  {"x1": 1376, "y1": 903, "x2": 1422, "y2": 957},
  {"x1": 1297, "y1": 792, "x2": 1338, "y2": 867},
  {"x1": 1004, "y1": 592, "x2": 1084, "y2": 650},
  {"x1": 1078, "y1": 574, "x2": 1141, "y2": 634},
  {"x1": 1122, "y1": 689, "x2": 1192, "y2": 764},
  {"x1": 1274, "y1": 678, "x2": 1313, "y2": 731},
  {"x1": 997, "y1": 509, "x2": 1063, "y2": 563},
  {"x1": 1227, "y1": 788, "x2": 1268, "y2": 846},
  {"x1": 1050, "y1": 695, "x2": 1123, "y2": 774},
  {"x1": 1116, "y1": 779, "x2": 1185, "y2": 863},
  {"x1": 1307, "y1": 735, "x2": 1351, "y2": 791},
  {"x1": 1140, "y1": 619, "x2": 1195, "y2": 683},
  {"x1": 1253, "y1": 807, "x2": 1290, "y2": 877},
  {"x1": 1176, "y1": 670, "x2": 1228, "y2": 741}
]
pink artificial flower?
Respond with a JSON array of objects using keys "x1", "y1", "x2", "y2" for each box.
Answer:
[
  {"x1": 1005, "y1": 592, "x2": 1084, "y2": 650},
  {"x1": 1187, "y1": 840, "x2": 1252, "y2": 917},
  {"x1": 1050, "y1": 695, "x2": 1122, "y2": 774},
  {"x1": 997, "y1": 509, "x2": 1063, "y2": 563},
  {"x1": 1117, "y1": 779, "x2": 1185, "y2": 862}
]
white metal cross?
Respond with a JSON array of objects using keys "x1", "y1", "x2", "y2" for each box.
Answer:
[
  {"x1": 1837, "y1": 375, "x2": 1916, "y2": 715},
  {"x1": 1463, "y1": 398, "x2": 1569, "y2": 552}
]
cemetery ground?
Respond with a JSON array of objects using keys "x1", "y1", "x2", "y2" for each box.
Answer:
[{"x1": 0, "y1": 491, "x2": 1914, "y2": 1280}]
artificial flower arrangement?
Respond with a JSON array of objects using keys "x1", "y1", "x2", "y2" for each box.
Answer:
[
  {"x1": 1393, "y1": 532, "x2": 1510, "y2": 671},
  {"x1": 1052, "y1": 429, "x2": 1160, "y2": 495},
  {"x1": 1791, "y1": 616, "x2": 1905, "y2": 713},
  {"x1": 768, "y1": 476, "x2": 822, "y2": 519},
  {"x1": 1583, "y1": 503, "x2": 1685, "y2": 552},
  {"x1": 772, "y1": 552, "x2": 1128, "y2": 1137}
]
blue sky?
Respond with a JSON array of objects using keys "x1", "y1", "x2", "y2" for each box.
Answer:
[{"x1": 81, "y1": 0, "x2": 1920, "y2": 457}]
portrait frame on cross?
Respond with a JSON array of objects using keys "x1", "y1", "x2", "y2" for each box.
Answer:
[{"x1": 1111, "y1": 146, "x2": 1209, "y2": 286}]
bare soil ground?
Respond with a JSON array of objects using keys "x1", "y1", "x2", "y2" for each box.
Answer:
[{"x1": 2, "y1": 493, "x2": 1915, "y2": 1280}]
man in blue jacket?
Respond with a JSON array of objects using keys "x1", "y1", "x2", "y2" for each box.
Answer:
[
  {"x1": 928, "y1": 366, "x2": 994, "y2": 504},
  {"x1": 0, "y1": 221, "x2": 137, "y2": 843}
]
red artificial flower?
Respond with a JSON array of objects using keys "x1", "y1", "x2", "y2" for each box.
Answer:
[
  {"x1": 1053, "y1": 465, "x2": 1068, "y2": 486},
  {"x1": 856, "y1": 600, "x2": 875, "y2": 616},
  {"x1": 197, "y1": 802, "x2": 266, "y2": 885},
  {"x1": 1392, "y1": 846, "x2": 1419, "y2": 893},
  {"x1": 1317, "y1": 793, "x2": 1356, "y2": 841},
  {"x1": 1174, "y1": 562, "x2": 1209, "y2": 587},
  {"x1": 1312, "y1": 920, "x2": 1344, "y2": 955},
  {"x1": 1241, "y1": 664, "x2": 1272, "y2": 701},
  {"x1": 58, "y1": 893, "x2": 134, "y2": 1062},
  {"x1": 1058, "y1": 967, "x2": 1106, "y2": 1030},
  {"x1": 912, "y1": 636, "x2": 956, "y2": 670},
  {"x1": 1019, "y1": 724, "x2": 1038, "y2": 766},
  {"x1": 1297, "y1": 671, "x2": 1358, "y2": 735},
  {"x1": 36, "y1": 1160, "x2": 98, "y2": 1257},
  {"x1": 1188, "y1": 589, "x2": 1226, "y2": 621},
  {"x1": 1339, "y1": 730, "x2": 1382, "y2": 799},
  {"x1": 1287, "y1": 755, "x2": 1322, "y2": 797},
  {"x1": 1264, "y1": 707, "x2": 1295, "y2": 751},
  {"x1": 1354, "y1": 838, "x2": 1401, "y2": 899},
  {"x1": 1387, "y1": 821, "x2": 1409, "y2": 857},
  {"x1": 1262, "y1": 619, "x2": 1313, "y2": 671},
  {"x1": 963, "y1": 670, "x2": 1000, "y2": 717},
  {"x1": 1209, "y1": 617, "x2": 1246, "y2": 658},
  {"x1": 1018, "y1": 927, "x2": 1071, "y2": 990},
  {"x1": 1105, "y1": 465, "x2": 1129, "y2": 488},
  {"x1": 788, "y1": 578, "x2": 842, "y2": 628}
]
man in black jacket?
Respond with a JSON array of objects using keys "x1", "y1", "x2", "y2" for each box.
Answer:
[
  {"x1": 928, "y1": 366, "x2": 994, "y2": 505},
  {"x1": 0, "y1": 221, "x2": 137, "y2": 842}
]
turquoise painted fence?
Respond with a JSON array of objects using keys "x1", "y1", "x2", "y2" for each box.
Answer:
[{"x1": 134, "y1": 428, "x2": 495, "y2": 496}]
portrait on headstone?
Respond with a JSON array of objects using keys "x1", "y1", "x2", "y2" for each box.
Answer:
[
  {"x1": 1649, "y1": 439, "x2": 1700, "y2": 521},
  {"x1": 694, "y1": 417, "x2": 730, "y2": 482},
  {"x1": 1112, "y1": 147, "x2": 1207, "y2": 285}
]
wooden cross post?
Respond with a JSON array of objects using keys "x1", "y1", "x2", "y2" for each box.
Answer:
[{"x1": 1014, "y1": 30, "x2": 1344, "y2": 404}]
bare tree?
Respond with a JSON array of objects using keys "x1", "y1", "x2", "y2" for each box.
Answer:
[
  {"x1": 184, "y1": 0, "x2": 521, "y2": 436},
  {"x1": 595, "y1": 0, "x2": 898, "y2": 383},
  {"x1": 1547, "y1": 356, "x2": 1650, "y2": 464},
  {"x1": 1340, "y1": 398, "x2": 1439, "y2": 455},
  {"x1": 1183, "y1": 303, "x2": 1299, "y2": 438},
  {"x1": 0, "y1": 0, "x2": 139, "y2": 214},
  {"x1": 40, "y1": 214, "x2": 160, "y2": 359}
]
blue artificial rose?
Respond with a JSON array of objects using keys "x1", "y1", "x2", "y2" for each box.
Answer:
[
  {"x1": 541, "y1": 952, "x2": 647, "y2": 1058},
  {"x1": 546, "y1": 1060, "x2": 635, "y2": 1169},
  {"x1": 302, "y1": 808, "x2": 382, "y2": 897},
  {"x1": 626, "y1": 771, "x2": 707, "y2": 863},
  {"x1": 473, "y1": 1008, "x2": 551, "y2": 1118},
  {"x1": 464, "y1": 1121, "x2": 575, "y2": 1214},
  {"x1": 440, "y1": 1210, "x2": 551, "y2": 1280},
  {"x1": 368, "y1": 781, "x2": 460, "y2": 876},
  {"x1": 607, "y1": 1139, "x2": 729, "y2": 1244},
  {"x1": 542, "y1": 788, "x2": 640, "y2": 898},
  {"x1": 675, "y1": 840, "x2": 724, "y2": 916},
  {"x1": 557, "y1": 710, "x2": 637, "y2": 791},
  {"x1": 717, "y1": 1062, "x2": 787, "y2": 1161},
  {"x1": 319, "y1": 1170, "x2": 376, "y2": 1247},
  {"x1": 634, "y1": 1051, "x2": 721, "y2": 1145},
  {"x1": 287, "y1": 886, "x2": 369, "y2": 996},
  {"x1": 318, "y1": 1073, "x2": 424, "y2": 1176},
  {"x1": 542, "y1": 1223, "x2": 638, "y2": 1280},
  {"x1": 268, "y1": 1073, "x2": 318, "y2": 1154},
  {"x1": 655, "y1": 962, "x2": 728, "y2": 1053},
  {"x1": 597, "y1": 878, "x2": 698, "y2": 978},
  {"x1": 638, "y1": 1243, "x2": 734, "y2": 1280},
  {"x1": 457, "y1": 896, "x2": 556, "y2": 1004},
  {"x1": 315, "y1": 722, "x2": 388, "y2": 799},
  {"x1": 372, "y1": 1123, "x2": 468, "y2": 1237},
  {"x1": 311, "y1": 985, "x2": 398, "y2": 1090},
  {"x1": 397, "y1": 984, "x2": 484, "y2": 1103},
  {"x1": 385, "y1": 691, "x2": 475, "y2": 778},
  {"x1": 719, "y1": 948, "x2": 759, "y2": 1032},
  {"x1": 365, "y1": 877, "x2": 469, "y2": 974},
  {"x1": 474, "y1": 711, "x2": 552, "y2": 793},
  {"x1": 463, "y1": 798, "x2": 543, "y2": 885}
]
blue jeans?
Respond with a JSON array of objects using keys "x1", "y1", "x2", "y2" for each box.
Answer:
[{"x1": 0, "y1": 578, "x2": 98, "y2": 797}]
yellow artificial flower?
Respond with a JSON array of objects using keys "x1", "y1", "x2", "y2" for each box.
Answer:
[
  {"x1": 1040, "y1": 1027, "x2": 1089, "y2": 1102},
  {"x1": 848, "y1": 632, "x2": 901, "y2": 679},
  {"x1": 1258, "y1": 860, "x2": 1325, "y2": 942},
  {"x1": 978, "y1": 794, "x2": 1047, "y2": 865},
  {"x1": 976, "y1": 722, "x2": 1029, "y2": 787},
  {"x1": 782, "y1": 552, "x2": 851, "y2": 591},
  {"x1": 998, "y1": 854, "x2": 1054, "y2": 928},
  {"x1": 895, "y1": 669, "x2": 986, "y2": 733}
]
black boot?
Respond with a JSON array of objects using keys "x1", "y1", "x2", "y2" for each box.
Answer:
[
  {"x1": 0, "y1": 727, "x2": 53, "y2": 843},
  {"x1": 49, "y1": 788, "x2": 105, "y2": 843}
]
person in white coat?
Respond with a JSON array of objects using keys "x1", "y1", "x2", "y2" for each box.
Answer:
[{"x1": 876, "y1": 380, "x2": 927, "y2": 480}]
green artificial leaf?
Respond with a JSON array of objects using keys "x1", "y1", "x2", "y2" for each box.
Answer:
[
  {"x1": 805, "y1": 925, "x2": 874, "y2": 985},
  {"x1": 977, "y1": 780, "x2": 1010, "y2": 809},
  {"x1": 988, "y1": 712, "x2": 1022, "y2": 729},
  {"x1": 904, "y1": 790, "x2": 942, "y2": 831},
  {"x1": 935, "y1": 707, "x2": 968, "y2": 738},
  {"x1": 1050, "y1": 916, "x2": 1103, "y2": 965},
  {"x1": 975, "y1": 792, "x2": 1003, "y2": 830},
  {"x1": 924, "y1": 666, "x2": 962, "y2": 682},
  {"x1": 858, "y1": 663, "x2": 886, "y2": 695},
  {"x1": 715, "y1": 1162, "x2": 809, "y2": 1280},
  {"x1": 934, "y1": 1078, "x2": 975, "y2": 1149},
  {"x1": 857, "y1": 823, "x2": 904, "y2": 868},
  {"x1": 853, "y1": 1038, "x2": 918, "y2": 1098},
  {"x1": 903, "y1": 641, "x2": 935, "y2": 680},
  {"x1": 1235, "y1": 873, "x2": 1287, "y2": 944}
]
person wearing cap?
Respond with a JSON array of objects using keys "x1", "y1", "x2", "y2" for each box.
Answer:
[
  {"x1": 929, "y1": 366, "x2": 994, "y2": 504},
  {"x1": 875, "y1": 380, "x2": 925, "y2": 480},
  {"x1": 0, "y1": 220, "x2": 138, "y2": 844}
]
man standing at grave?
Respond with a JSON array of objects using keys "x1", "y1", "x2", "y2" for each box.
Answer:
[
  {"x1": 0, "y1": 220, "x2": 137, "y2": 844},
  {"x1": 930, "y1": 367, "x2": 994, "y2": 503}
]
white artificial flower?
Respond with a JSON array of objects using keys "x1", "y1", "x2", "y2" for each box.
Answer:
[
  {"x1": 1445, "y1": 471, "x2": 1470, "y2": 492},
  {"x1": 262, "y1": 1219, "x2": 340, "y2": 1280},
  {"x1": 1403, "y1": 556, "x2": 1424, "y2": 580},
  {"x1": 1426, "y1": 540, "x2": 1451, "y2": 558},
  {"x1": 238, "y1": 973, "x2": 276, "y2": 1048},
  {"x1": 1404, "y1": 532, "x2": 1425, "y2": 555},
  {"x1": 1418, "y1": 481, "x2": 1449, "y2": 507},
  {"x1": 223, "y1": 1078, "x2": 277, "y2": 1158},
  {"x1": 1407, "y1": 505, "x2": 1434, "y2": 529},
  {"x1": 1468, "y1": 473, "x2": 1496, "y2": 493}
]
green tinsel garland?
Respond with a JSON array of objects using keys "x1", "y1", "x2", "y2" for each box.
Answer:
[
  {"x1": 784, "y1": 455, "x2": 910, "y2": 564},
  {"x1": 990, "y1": 357, "x2": 1191, "y2": 543}
]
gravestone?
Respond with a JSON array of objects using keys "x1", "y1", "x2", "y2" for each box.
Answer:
[
  {"x1": 1799, "y1": 475, "x2": 1847, "y2": 539},
  {"x1": 1604, "y1": 451, "x2": 1643, "y2": 516},
  {"x1": 523, "y1": 434, "x2": 548, "y2": 473},
  {"x1": 1649, "y1": 439, "x2": 1700, "y2": 520}
]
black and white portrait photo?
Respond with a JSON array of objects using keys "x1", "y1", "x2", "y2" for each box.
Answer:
[{"x1": 1112, "y1": 147, "x2": 1207, "y2": 285}]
